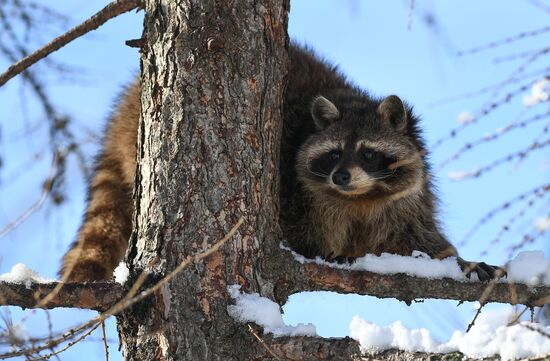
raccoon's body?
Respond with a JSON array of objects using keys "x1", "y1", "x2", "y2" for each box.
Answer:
[
  {"x1": 279, "y1": 46, "x2": 455, "y2": 261},
  {"x1": 280, "y1": 46, "x2": 500, "y2": 279},
  {"x1": 61, "y1": 44, "x2": 499, "y2": 282}
]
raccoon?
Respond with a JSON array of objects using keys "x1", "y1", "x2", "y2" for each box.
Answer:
[
  {"x1": 60, "y1": 44, "x2": 500, "y2": 282},
  {"x1": 279, "y1": 45, "x2": 501, "y2": 280}
]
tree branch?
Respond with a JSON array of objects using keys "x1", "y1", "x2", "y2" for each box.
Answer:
[
  {"x1": 0, "y1": 281, "x2": 124, "y2": 312},
  {"x1": 3, "y1": 245, "x2": 549, "y2": 313},
  {"x1": 252, "y1": 329, "x2": 512, "y2": 361},
  {"x1": 0, "y1": 0, "x2": 141, "y2": 87},
  {"x1": 263, "y1": 249, "x2": 550, "y2": 307}
]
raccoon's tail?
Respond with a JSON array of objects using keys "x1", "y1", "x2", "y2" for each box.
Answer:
[
  {"x1": 60, "y1": 152, "x2": 133, "y2": 282},
  {"x1": 59, "y1": 81, "x2": 140, "y2": 282}
]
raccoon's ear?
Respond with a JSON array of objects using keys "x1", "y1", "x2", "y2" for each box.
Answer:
[
  {"x1": 311, "y1": 96, "x2": 340, "y2": 129},
  {"x1": 377, "y1": 95, "x2": 407, "y2": 132}
]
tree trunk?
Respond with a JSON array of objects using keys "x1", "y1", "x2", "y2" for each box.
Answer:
[{"x1": 117, "y1": 0, "x2": 290, "y2": 360}]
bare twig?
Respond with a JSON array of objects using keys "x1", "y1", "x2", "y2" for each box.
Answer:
[
  {"x1": 521, "y1": 323, "x2": 550, "y2": 340},
  {"x1": 437, "y1": 111, "x2": 550, "y2": 171},
  {"x1": 27, "y1": 322, "x2": 102, "y2": 361},
  {"x1": 247, "y1": 325, "x2": 282, "y2": 361},
  {"x1": 466, "y1": 304, "x2": 484, "y2": 332},
  {"x1": 458, "y1": 26, "x2": 550, "y2": 56},
  {"x1": 407, "y1": 0, "x2": 415, "y2": 30},
  {"x1": 0, "y1": 0, "x2": 141, "y2": 87},
  {"x1": 480, "y1": 191, "x2": 547, "y2": 256},
  {"x1": 101, "y1": 321, "x2": 109, "y2": 361},
  {"x1": 459, "y1": 184, "x2": 550, "y2": 247},
  {"x1": 449, "y1": 138, "x2": 550, "y2": 181},
  {"x1": 431, "y1": 68, "x2": 550, "y2": 105},
  {"x1": 0, "y1": 151, "x2": 59, "y2": 239},
  {"x1": 507, "y1": 306, "x2": 529, "y2": 327},
  {"x1": 431, "y1": 79, "x2": 542, "y2": 150},
  {"x1": 0, "y1": 217, "x2": 244, "y2": 359}
]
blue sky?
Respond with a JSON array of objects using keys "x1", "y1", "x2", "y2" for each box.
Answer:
[{"x1": 0, "y1": 1, "x2": 548, "y2": 359}]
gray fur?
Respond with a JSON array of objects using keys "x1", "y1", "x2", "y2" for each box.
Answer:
[
  {"x1": 280, "y1": 45, "x2": 501, "y2": 280},
  {"x1": 311, "y1": 96, "x2": 340, "y2": 129}
]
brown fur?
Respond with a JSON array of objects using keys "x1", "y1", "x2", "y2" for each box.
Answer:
[
  {"x1": 60, "y1": 80, "x2": 140, "y2": 281},
  {"x1": 279, "y1": 45, "x2": 501, "y2": 280},
  {"x1": 61, "y1": 44, "x2": 500, "y2": 282}
]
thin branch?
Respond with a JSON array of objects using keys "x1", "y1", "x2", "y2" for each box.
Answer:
[
  {"x1": 247, "y1": 324, "x2": 282, "y2": 361},
  {"x1": 101, "y1": 321, "x2": 109, "y2": 361},
  {"x1": 430, "y1": 68, "x2": 549, "y2": 105},
  {"x1": 459, "y1": 184, "x2": 550, "y2": 247},
  {"x1": 0, "y1": 151, "x2": 59, "y2": 239},
  {"x1": 507, "y1": 306, "x2": 530, "y2": 326},
  {"x1": 458, "y1": 26, "x2": 550, "y2": 56},
  {"x1": 522, "y1": 323, "x2": 550, "y2": 340},
  {"x1": 437, "y1": 111, "x2": 550, "y2": 171},
  {"x1": 480, "y1": 191, "x2": 547, "y2": 256},
  {"x1": 27, "y1": 322, "x2": 101, "y2": 361},
  {"x1": 0, "y1": 0, "x2": 141, "y2": 87},
  {"x1": 466, "y1": 303, "x2": 484, "y2": 332},
  {"x1": 0, "y1": 218, "x2": 244, "y2": 358},
  {"x1": 431, "y1": 79, "x2": 542, "y2": 150},
  {"x1": 448, "y1": 138, "x2": 550, "y2": 181}
]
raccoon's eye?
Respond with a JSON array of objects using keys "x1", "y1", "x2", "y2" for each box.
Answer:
[
  {"x1": 329, "y1": 151, "x2": 340, "y2": 161},
  {"x1": 360, "y1": 148, "x2": 386, "y2": 172},
  {"x1": 363, "y1": 149, "x2": 377, "y2": 160}
]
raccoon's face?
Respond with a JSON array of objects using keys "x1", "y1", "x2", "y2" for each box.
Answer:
[{"x1": 296, "y1": 95, "x2": 425, "y2": 202}]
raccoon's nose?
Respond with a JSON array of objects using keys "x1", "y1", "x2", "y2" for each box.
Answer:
[{"x1": 332, "y1": 169, "x2": 351, "y2": 186}]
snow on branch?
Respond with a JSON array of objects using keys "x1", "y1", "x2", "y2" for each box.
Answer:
[
  {"x1": 254, "y1": 333, "x2": 506, "y2": 361},
  {"x1": 0, "y1": 218, "x2": 244, "y2": 313},
  {"x1": 2, "y1": 249, "x2": 549, "y2": 313},
  {"x1": 265, "y1": 247, "x2": 550, "y2": 307}
]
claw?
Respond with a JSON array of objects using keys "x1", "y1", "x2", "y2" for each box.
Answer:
[
  {"x1": 457, "y1": 258, "x2": 506, "y2": 281},
  {"x1": 325, "y1": 252, "x2": 356, "y2": 264},
  {"x1": 332, "y1": 255, "x2": 355, "y2": 264}
]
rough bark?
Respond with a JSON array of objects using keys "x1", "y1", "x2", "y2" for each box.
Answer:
[
  {"x1": 0, "y1": 281, "x2": 123, "y2": 311},
  {"x1": 117, "y1": 0, "x2": 289, "y2": 360}
]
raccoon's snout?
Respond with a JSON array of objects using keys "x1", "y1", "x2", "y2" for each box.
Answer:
[{"x1": 332, "y1": 169, "x2": 351, "y2": 186}]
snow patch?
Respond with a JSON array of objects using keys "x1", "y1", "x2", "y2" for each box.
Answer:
[
  {"x1": 457, "y1": 111, "x2": 474, "y2": 124},
  {"x1": 280, "y1": 244, "x2": 464, "y2": 280},
  {"x1": 352, "y1": 251, "x2": 465, "y2": 280},
  {"x1": 6, "y1": 322, "x2": 27, "y2": 344},
  {"x1": 350, "y1": 317, "x2": 452, "y2": 354},
  {"x1": 0, "y1": 263, "x2": 54, "y2": 288},
  {"x1": 535, "y1": 216, "x2": 550, "y2": 232},
  {"x1": 113, "y1": 262, "x2": 130, "y2": 284},
  {"x1": 447, "y1": 169, "x2": 479, "y2": 181},
  {"x1": 506, "y1": 251, "x2": 550, "y2": 285},
  {"x1": 523, "y1": 78, "x2": 549, "y2": 107},
  {"x1": 350, "y1": 307, "x2": 550, "y2": 360},
  {"x1": 227, "y1": 285, "x2": 316, "y2": 337},
  {"x1": 281, "y1": 244, "x2": 550, "y2": 285}
]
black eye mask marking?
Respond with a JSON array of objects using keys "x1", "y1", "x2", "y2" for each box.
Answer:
[
  {"x1": 358, "y1": 148, "x2": 396, "y2": 174},
  {"x1": 309, "y1": 150, "x2": 341, "y2": 177}
]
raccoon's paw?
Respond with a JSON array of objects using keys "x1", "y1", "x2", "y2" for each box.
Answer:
[
  {"x1": 326, "y1": 252, "x2": 356, "y2": 264},
  {"x1": 457, "y1": 258, "x2": 507, "y2": 281},
  {"x1": 61, "y1": 261, "x2": 110, "y2": 282}
]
